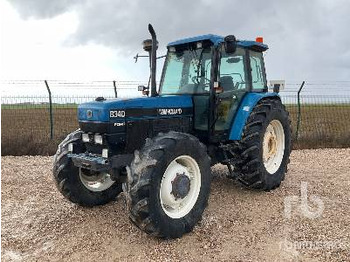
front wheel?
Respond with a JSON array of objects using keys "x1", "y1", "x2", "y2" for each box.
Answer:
[
  {"x1": 127, "y1": 131, "x2": 211, "y2": 239},
  {"x1": 53, "y1": 130, "x2": 122, "y2": 206}
]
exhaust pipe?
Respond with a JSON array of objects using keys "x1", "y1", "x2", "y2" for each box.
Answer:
[{"x1": 148, "y1": 24, "x2": 158, "y2": 97}]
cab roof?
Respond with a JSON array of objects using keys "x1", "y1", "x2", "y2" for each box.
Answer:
[{"x1": 167, "y1": 34, "x2": 268, "y2": 52}]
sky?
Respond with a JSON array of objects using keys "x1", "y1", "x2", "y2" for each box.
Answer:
[{"x1": 1, "y1": 0, "x2": 350, "y2": 83}]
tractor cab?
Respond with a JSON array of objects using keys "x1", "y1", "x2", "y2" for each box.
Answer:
[{"x1": 157, "y1": 34, "x2": 269, "y2": 142}]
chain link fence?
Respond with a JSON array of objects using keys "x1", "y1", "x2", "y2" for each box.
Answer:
[{"x1": 1, "y1": 80, "x2": 350, "y2": 155}]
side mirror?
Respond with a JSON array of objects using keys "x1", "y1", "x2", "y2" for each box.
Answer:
[
  {"x1": 268, "y1": 80, "x2": 285, "y2": 93},
  {"x1": 138, "y1": 85, "x2": 149, "y2": 96},
  {"x1": 224, "y1": 35, "x2": 237, "y2": 54},
  {"x1": 138, "y1": 85, "x2": 146, "y2": 91}
]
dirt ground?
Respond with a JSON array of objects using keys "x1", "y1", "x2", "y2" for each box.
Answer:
[{"x1": 1, "y1": 149, "x2": 349, "y2": 262}]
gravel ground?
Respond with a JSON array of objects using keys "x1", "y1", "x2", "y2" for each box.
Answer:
[{"x1": 1, "y1": 149, "x2": 350, "y2": 262}]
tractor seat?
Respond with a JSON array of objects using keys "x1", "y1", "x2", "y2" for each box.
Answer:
[{"x1": 220, "y1": 76, "x2": 234, "y2": 92}]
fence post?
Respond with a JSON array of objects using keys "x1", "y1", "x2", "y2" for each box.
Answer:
[
  {"x1": 113, "y1": 80, "x2": 118, "y2": 98},
  {"x1": 296, "y1": 81, "x2": 305, "y2": 140},
  {"x1": 45, "y1": 80, "x2": 54, "y2": 140}
]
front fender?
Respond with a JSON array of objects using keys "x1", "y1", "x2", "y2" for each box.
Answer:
[{"x1": 229, "y1": 92, "x2": 280, "y2": 140}]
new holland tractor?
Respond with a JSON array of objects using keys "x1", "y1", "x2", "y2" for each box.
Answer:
[{"x1": 53, "y1": 24, "x2": 291, "y2": 239}]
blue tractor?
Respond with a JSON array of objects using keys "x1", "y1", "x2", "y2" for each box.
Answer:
[{"x1": 53, "y1": 25, "x2": 291, "y2": 238}]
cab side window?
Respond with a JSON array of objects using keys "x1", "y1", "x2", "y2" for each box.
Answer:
[
  {"x1": 250, "y1": 51, "x2": 266, "y2": 90},
  {"x1": 220, "y1": 48, "x2": 247, "y2": 91}
]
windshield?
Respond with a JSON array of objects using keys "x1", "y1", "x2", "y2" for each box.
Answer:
[{"x1": 159, "y1": 48, "x2": 212, "y2": 95}]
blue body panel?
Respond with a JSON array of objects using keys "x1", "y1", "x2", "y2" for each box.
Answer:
[
  {"x1": 78, "y1": 95, "x2": 193, "y2": 122},
  {"x1": 229, "y1": 92, "x2": 280, "y2": 140},
  {"x1": 167, "y1": 34, "x2": 268, "y2": 51}
]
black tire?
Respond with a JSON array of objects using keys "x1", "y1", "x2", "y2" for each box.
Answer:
[
  {"x1": 53, "y1": 129, "x2": 122, "y2": 207},
  {"x1": 234, "y1": 98, "x2": 291, "y2": 191},
  {"x1": 126, "y1": 131, "x2": 211, "y2": 239}
]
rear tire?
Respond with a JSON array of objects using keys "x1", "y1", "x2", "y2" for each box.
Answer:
[
  {"x1": 126, "y1": 131, "x2": 211, "y2": 238},
  {"x1": 234, "y1": 98, "x2": 291, "y2": 190},
  {"x1": 53, "y1": 130, "x2": 122, "y2": 207}
]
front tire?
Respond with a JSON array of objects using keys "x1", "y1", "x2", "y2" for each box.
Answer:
[
  {"x1": 53, "y1": 130, "x2": 122, "y2": 207},
  {"x1": 234, "y1": 98, "x2": 291, "y2": 191},
  {"x1": 127, "y1": 131, "x2": 211, "y2": 238}
]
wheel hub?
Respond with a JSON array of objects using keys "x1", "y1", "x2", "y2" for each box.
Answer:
[
  {"x1": 160, "y1": 155, "x2": 202, "y2": 219},
  {"x1": 79, "y1": 170, "x2": 115, "y2": 192},
  {"x1": 267, "y1": 134, "x2": 277, "y2": 156},
  {"x1": 171, "y1": 172, "x2": 191, "y2": 200},
  {"x1": 263, "y1": 120, "x2": 285, "y2": 174}
]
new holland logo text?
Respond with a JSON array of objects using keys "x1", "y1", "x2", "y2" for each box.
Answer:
[
  {"x1": 158, "y1": 108, "x2": 183, "y2": 116},
  {"x1": 110, "y1": 110, "x2": 126, "y2": 118}
]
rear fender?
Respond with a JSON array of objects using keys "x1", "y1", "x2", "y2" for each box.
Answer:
[{"x1": 229, "y1": 92, "x2": 280, "y2": 140}]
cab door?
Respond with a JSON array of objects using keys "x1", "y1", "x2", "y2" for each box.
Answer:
[{"x1": 215, "y1": 47, "x2": 248, "y2": 133}]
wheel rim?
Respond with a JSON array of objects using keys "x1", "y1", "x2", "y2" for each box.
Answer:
[
  {"x1": 79, "y1": 170, "x2": 115, "y2": 192},
  {"x1": 263, "y1": 120, "x2": 285, "y2": 174},
  {"x1": 160, "y1": 155, "x2": 201, "y2": 219}
]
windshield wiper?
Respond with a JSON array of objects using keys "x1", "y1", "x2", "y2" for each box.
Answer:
[
  {"x1": 196, "y1": 48, "x2": 205, "y2": 80},
  {"x1": 189, "y1": 48, "x2": 199, "y2": 84},
  {"x1": 188, "y1": 48, "x2": 205, "y2": 85}
]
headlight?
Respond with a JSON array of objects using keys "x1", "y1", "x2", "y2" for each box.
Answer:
[
  {"x1": 82, "y1": 133, "x2": 90, "y2": 143},
  {"x1": 102, "y1": 148, "x2": 108, "y2": 158},
  {"x1": 94, "y1": 134, "x2": 103, "y2": 145},
  {"x1": 68, "y1": 143, "x2": 73, "y2": 152}
]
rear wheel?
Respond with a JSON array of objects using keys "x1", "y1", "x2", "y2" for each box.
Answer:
[
  {"x1": 53, "y1": 130, "x2": 122, "y2": 206},
  {"x1": 234, "y1": 98, "x2": 291, "y2": 190},
  {"x1": 262, "y1": 119, "x2": 285, "y2": 174},
  {"x1": 127, "y1": 131, "x2": 211, "y2": 238}
]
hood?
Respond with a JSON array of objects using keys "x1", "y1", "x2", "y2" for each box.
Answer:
[{"x1": 78, "y1": 95, "x2": 193, "y2": 122}]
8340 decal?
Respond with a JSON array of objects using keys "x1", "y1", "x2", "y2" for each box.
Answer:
[{"x1": 110, "y1": 110, "x2": 126, "y2": 118}]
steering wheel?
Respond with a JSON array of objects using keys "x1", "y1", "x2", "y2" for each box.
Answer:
[
  {"x1": 191, "y1": 75, "x2": 211, "y2": 84},
  {"x1": 191, "y1": 76, "x2": 199, "y2": 84}
]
